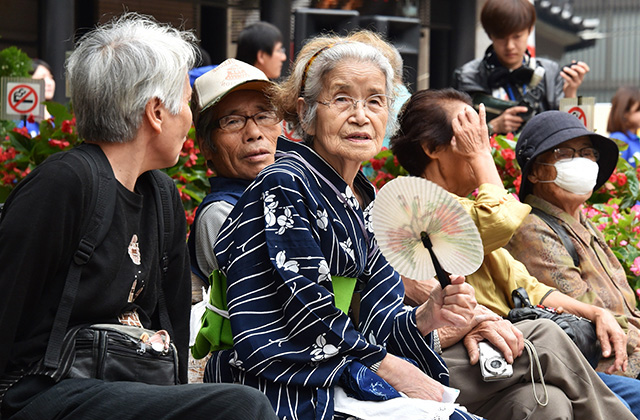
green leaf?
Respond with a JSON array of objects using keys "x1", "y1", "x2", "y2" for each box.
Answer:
[
  {"x1": 0, "y1": 47, "x2": 32, "y2": 77},
  {"x1": 495, "y1": 136, "x2": 516, "y2": 150},
  {"x1": 45, "y1": 101, "x2": 73, "y2": 123},
  {"x1": 180, "y1": 187, "x2": 205, "y2": 203},
  {"x1": 7, "y1": 131, "x2": 34, "y2": 155}
]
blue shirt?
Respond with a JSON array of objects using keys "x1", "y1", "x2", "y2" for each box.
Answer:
[{"x1": 610, "y1": 130, "x2": 640, "y2": 166}]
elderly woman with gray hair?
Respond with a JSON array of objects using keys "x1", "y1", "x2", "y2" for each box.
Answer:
[{"x1": 204, "y1": 34, "x2": 482, "y2": 420}]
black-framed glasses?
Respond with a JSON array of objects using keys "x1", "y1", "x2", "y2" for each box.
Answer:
[
  {"x1": 551, "y1": 146, "x2": 600, "y2": 162},
  {"x1": 215, "y1": 110, "x2": 281, "y2": 132},
  {"x1": 317, "y1": 94, "x2": 390, "y2": 115}
]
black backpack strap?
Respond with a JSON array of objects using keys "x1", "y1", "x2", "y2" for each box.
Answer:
[
  {"x1": 531, "y1": 207, "x2": 580, "y2": 267},
  {"x1": 147, "y1": 170, "x2": 175, "y2": 337},
  {"x1": 44, "y1": 145, "x2": 117, "y2": 369}
]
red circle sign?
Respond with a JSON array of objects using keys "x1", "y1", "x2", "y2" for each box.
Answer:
[
  {"x1": 568, "y1": 106, "x2": 587, "y2": 126},
  {"x1": 8, "y1": 84, "x2": 38, "y2": 114}
]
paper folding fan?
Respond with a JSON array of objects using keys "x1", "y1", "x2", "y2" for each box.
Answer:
[{"x1": 371, "y1": 176, "x2": 483, "y2": 289}]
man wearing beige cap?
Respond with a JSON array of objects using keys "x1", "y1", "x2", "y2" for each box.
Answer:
[{"x1": 187, "y1": 59, "x2": 282, "y2": 366}]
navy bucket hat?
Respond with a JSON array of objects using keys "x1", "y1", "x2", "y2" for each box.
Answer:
[{"x1": 515, "y1": 111, "x2": 619, "y2": 201}]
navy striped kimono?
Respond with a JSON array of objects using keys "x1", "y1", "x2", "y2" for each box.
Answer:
[{"x1": 205, "y1": 138, "x2": 479, "y2": 420}]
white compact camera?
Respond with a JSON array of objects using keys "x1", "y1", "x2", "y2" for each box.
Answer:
[{"x1": 478, "y1": 341, "x2": 513, "y2": 381}]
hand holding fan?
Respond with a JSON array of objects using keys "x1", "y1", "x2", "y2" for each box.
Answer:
[{"x1": 371, "y1": 176, "x2": 483, "y2": 289}]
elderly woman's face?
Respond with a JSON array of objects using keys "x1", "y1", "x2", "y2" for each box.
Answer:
[
  {"x1": 308, "y1": 59, "x2": 388, "y2": 175},
  {"x1": 530, "y1": 136, "x2": 596, "y2": 201},
  {"x1": 208, "y1": 90, "x2": 280, "y2": 180}
]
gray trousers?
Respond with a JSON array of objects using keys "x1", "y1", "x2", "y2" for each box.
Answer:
[
  {"x1": 2, "y1": 375, "x2": 278, "y2": 420},
  {"x1": 445, "y1": 319, "x2": 635, "y2": 420}
]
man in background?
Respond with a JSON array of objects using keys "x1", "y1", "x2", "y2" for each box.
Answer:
[
  {"x1": 236, "y1": 21, "x2": 287, "y2": 79},
  {"x1": 452, "y1": 0, "x2": 589, "y2": 134}
]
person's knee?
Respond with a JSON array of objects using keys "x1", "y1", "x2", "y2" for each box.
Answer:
[
  {"x1": 524, "y1": 385, "x2": 572, "y2": 420},
  {"x1": 221, "y1": 384, "x2": 277, "y2": 419},
  {"x1": 490, "y1": 384, "x2": 571, "y2": 420}
]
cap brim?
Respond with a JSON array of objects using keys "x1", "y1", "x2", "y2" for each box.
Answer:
[{"x1": 200, "y1": 79, "x2": 273, "y2": 113}]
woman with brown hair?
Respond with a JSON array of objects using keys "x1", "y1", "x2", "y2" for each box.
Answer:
[
  {"x1": 391, "y1": 87, "x2": 638, "y2": 419},
  {"x1": 607, "y1": 86, "x2": 640, "y2": 166}
]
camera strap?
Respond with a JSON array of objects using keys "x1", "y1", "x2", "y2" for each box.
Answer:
[{"x1": 523, "y1": 339, "x2": 549, "y2": 406}]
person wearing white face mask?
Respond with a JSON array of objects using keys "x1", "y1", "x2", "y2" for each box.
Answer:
[
  {"x1": 507, "y1": 111, "x2": 640, "y2": 383},
  {"x1": 533, "y1": 147, "x2": 601, "y2": 195},
  {"x1": 392, "y1": 89, "x2": 640, "y2": 418}
]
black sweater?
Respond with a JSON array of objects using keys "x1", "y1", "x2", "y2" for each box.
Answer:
[{"x1": 0, "y1": 144, "x2": 191, "y2": 383}]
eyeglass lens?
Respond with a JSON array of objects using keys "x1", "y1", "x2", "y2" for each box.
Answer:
[{"x1": 553, "y1": 147, "x2": 600, "y2": 161}]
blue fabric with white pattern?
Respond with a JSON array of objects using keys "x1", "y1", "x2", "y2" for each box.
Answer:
[{"x1": 204, "y1": 137, "x2": 480, "y2": 420}]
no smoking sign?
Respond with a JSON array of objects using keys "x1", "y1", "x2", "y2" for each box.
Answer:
[{"x1": 1, "y1": 77, "x2": 45, "y2": 121}]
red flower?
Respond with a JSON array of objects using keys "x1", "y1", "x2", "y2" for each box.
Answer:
[
  {"x1": 178, "y1": 185, "x2": 191, "y2": 201},
  {"x1": 616, "y1": 173, "x2": 627, "y2": 187},
  {"x1": 183, "y1": 139, "x2": 194, "y2": 151},
  {"x1": 513, "y1": 175, "x2": 522, "y2": 193},
  {"x1": 185, "y1": 208, "x2": 196, "y2": 226},
  {"x1": 48, "y1": 139, "x2": 70, "y2": 150},
  {"x1": 27, "y1": 114, "x2": 35, "y2": 123},
  {"x1": 12, "y1": 126, "x2": 29, "y2": 137},
  {"x1": 0, "y1": 147, "x2": 17, "y2": 162},
  {"x1": 370, "y1": 158, "x2": 384, "y2": 171},
  {"x1": 61, "y1": 119, "x2": 74, "y2": 134},
  {"x1": 500, "y1": 148, "x2": 515, "y2": 161},
  {"x1": 184, "y1": 153, "x2": 198, "y2": 168},
  {"x1": 505, "y1": 160, "x2": 517, "y2": 177}
]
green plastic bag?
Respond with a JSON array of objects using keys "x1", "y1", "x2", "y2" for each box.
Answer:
[
  {"x1": 191, "y1": 270, "x2": 357, "y2": 359},
  {"x1": 191, "y1": 269, "x2": 233, "y2": 359}
]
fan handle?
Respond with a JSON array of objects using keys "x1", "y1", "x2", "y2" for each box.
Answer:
[{"x1": 420, "y1": 231, "x2": 451, "y2": 289}]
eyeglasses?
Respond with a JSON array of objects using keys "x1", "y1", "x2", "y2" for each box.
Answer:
[
  {"x1": 216, "y1": 110, "x2": 281, "y2": 132},
  {"x1": 317, "y1": 94, "x2": 390, "y2": 115},
  {"x1": 550, "y1": 146, "x2": 600, "y2": 162}
]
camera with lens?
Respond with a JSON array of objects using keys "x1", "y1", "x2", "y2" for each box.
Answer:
[
  {"x1": 516, "y1": 66, "x2": 546, "y2": 123},
  {"x1": 479, "y1": 341, "x2": 513, "y2": 381}
]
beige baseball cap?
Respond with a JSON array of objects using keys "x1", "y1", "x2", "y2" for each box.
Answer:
[{"x1": 193, "y1": 58, "x2": 273, "y2": 115}]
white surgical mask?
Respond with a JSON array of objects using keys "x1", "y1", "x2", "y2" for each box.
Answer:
[{"x1": 538, "y1": 157, "x2": 599, "y2": 195}]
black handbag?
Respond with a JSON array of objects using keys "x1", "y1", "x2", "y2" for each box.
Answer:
[
  {"x1": 63, "y1": 324, "x2": 179, "y2": 385},
  {"x1": 507, "y1": 288, "x2": 601, "y2": 368}
]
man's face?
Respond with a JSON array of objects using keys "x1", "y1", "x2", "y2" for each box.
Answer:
[
  {"x1": 207, "y1": 90, "x2": 281, "y2": 180},
  {"x1": 256, "y1": 42, "x2": 287, "y2": 79},
  {"x1": 490, "y1": 28, "x2": 531, "y2": 70}
]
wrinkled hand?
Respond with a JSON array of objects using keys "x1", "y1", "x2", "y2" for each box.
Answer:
[
  {"x1": 490, "y1": 106, "x2": 528, "y2": 134},
  {"x1": 415, "y1": 275, "x2": 476, "y2": 336},
  {"x1": 451, "y1": 103, "x2": 489, "y2": 157},
  {"x1": 561, "y1": 61, "x2": 590, "y2": 98},
  {"x1": 376, "y1": 353, "x2": 445, "y2": 401},
  {"x1": 402, "y1": 275, "x2": 436, "y2": 307},
  {"x1": 591, "y1": 307, "x2": 628, "y2": 373},
  {"x1": 463, "y1": 315, "x2": 524, "y2": 365}
]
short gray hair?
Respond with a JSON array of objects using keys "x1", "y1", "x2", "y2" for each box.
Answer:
[{"x1": 66, "y1": 13, "x2": 198, "y2": 143}]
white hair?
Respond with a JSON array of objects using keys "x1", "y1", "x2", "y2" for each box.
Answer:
[
  {"x1": 66, "y1": 12, "x2": 198, "y2": 143},
  {"x1": 296, "y1": 41, "x2": 398, "y2": 142}
]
